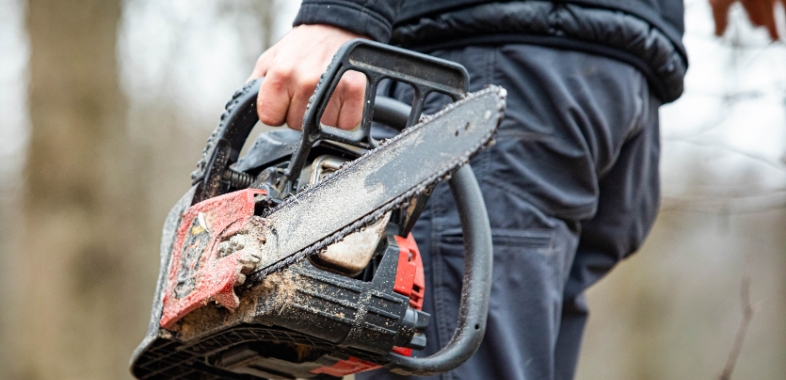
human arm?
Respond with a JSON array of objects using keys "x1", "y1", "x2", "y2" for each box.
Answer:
[{"x1": 250, "y1": 1, "x2": 403, "y2": 130}]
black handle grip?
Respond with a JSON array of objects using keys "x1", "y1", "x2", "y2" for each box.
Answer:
[
  {"x1": 303, "y1": 39, "x2": 468, "y2": 140},
  {"x1": 282, "y1": 39, "x2": 470, "y2": 195},
  {"x1": 192, "y1": 39, "x2": 470, "y2": 202},
  {"x1": 191, "y1": 79, "x2": 263, "y2": 203}
]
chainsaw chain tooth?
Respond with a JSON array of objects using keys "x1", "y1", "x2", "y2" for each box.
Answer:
[{"x1": 247, "y1": 86, "x2": 507, "y2": 283}]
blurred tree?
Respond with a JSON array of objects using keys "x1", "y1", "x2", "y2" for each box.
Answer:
[
  {"x1": 8, "y1": 1, "x2": 279, "y2": 379},
  {"x1": 16, "y1": 0, "x2": 151, "y2": 378}
]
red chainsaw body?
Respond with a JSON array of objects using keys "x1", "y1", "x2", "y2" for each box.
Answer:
[
  {"x1": 306, "y1": 233, "x2": 426, "y2": 377},
  {"x1": 161, "y1": 189, "x2": 266, "y2": 329},
  {"x1": 156, "y1": 188, "x2": 427, "y2": 377}
]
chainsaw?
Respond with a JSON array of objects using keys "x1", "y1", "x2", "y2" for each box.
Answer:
[{"x1": 130, "y1": 39, "x2": 505, "y2": 380}]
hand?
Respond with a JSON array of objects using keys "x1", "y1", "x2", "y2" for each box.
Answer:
[
  {"x1": 710, "y1": 0, "x2": 783, "y2": 40},
  {"x1": 248, "y1": 24, "x2": 368, "y2": 130}
]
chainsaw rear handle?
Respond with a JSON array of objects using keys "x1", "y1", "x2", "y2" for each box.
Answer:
[
  {"x1": 373, "y1": 100, "x2": 493, "y2": 376},
  {"x1": 191, "y1": 79, "x2": 264, "y2": 203}
]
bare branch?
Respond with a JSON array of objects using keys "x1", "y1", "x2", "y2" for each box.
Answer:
[
  {"x1": 666, "y1": 139, "x2": 786, "y2": 174},
  {"x1": 718, "y1": 253, "x2": 757, "y2": 380}
]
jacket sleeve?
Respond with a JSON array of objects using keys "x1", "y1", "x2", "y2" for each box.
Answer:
[{"x1": 293, "y1": 0, "x2": 404, "y2": 42}]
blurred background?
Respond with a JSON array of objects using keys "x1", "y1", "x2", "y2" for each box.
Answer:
[{"x1": 0, "y1": 0, "x2": 784, "y2": 379}]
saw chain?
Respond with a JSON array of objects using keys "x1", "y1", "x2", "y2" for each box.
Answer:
[{"x1": 247, "y1": 86, "x2": 506, "y2": 282}]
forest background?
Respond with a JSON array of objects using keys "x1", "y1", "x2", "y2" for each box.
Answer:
[{"x1": 0, "y1": 0, "x2": 785, "y2": 379}]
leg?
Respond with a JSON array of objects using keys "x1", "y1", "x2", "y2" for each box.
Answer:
[
  {"x1": 363, "y1": 44, "x2": 655, "y2": 380},
  {"x1": 554, "y1": 90, "x2": 661, "y2": 380}
]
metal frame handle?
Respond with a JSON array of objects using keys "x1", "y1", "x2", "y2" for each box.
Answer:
[
  {"x1": 192, "y1": 39, "x2": 470, "y2": 203},
  {"x1": 281, "y1": 39, "x2": 470, "y2": 195}
]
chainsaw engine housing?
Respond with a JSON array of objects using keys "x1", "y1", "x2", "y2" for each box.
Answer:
[{"x1": 131, "y1": 131, "x2": 430, "y2": 380}]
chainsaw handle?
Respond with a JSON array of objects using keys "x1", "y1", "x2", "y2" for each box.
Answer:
[
  {"x1": 282, "y1": 39, "x2": 469, "y2": 196},
  {"x1": 302, "y1": 39, "x2": 468, "y2": 138},
  {"x1": 385, "y1": 166, "x2": 493, "y2": 376},
  {"x1": 192, "y1": 40, "x2": 469, "y2": 202}
]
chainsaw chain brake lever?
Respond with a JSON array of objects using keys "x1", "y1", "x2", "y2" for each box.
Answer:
[{"x1": 189, "y1": 39, "x2": 469, "y2": 204}]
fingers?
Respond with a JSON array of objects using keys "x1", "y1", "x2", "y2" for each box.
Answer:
[
  {"x1": 248, "y1": 24, "x2": 368, "y2": 129},
  {"x1": 335, "y1": 71, "x2": 367, "y2": 130},
  {"x1": 285, "y1": 71, "x2": 322, "y2": 130},
  {"x1": 252, "y1": 47, "x2": 293, "y2": 127},
  {"x1": 256, "y1": 66, "x2": 293, "y2": 127},
  {"x1": 248, "y1": 48, "x2": 275, "y2": 83},
  {"x1": 320, "y1": 71, "x2": 367, "y2": 130},
  {"x1": 320, "y1": 93, "x2": 342, "y2": 129},
  {"x1": 256, "y1": 47, "x2": 325, "y2": 128},
  {"x1": 262, "y1": 65, "x2": 366, "y2": 131}
]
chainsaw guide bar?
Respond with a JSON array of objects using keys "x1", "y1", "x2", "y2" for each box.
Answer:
[{"x1": 246, "y1": 86, "x2": 506, "y2": 283}]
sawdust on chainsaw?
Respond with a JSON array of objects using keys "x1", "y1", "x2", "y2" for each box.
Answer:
[
  {"x1": 175, "y1": 270, "x2": 300, "y2": 342},
  {"x1": 246, "y1": 216, "x2": 268, "y2": 246},
  {"x1": 254, "y1": 268, "x2": 300, "y2": 315}
]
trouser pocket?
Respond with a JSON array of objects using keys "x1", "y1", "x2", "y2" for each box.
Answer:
[{"x1": 430, "y1": 225, "x2": 579, "y2": 380}]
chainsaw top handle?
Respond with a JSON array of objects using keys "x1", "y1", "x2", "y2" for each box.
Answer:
[
  {"x1": 190, "y1": 39, "x2": 469, "y2": 203},
  {"x1": 282, "y1": 39, "x2": 469, "y2": 195}
]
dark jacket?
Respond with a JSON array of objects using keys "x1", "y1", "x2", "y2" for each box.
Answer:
[{"x1": 294, "y1": 0, "x2": 687, "y2": 102}]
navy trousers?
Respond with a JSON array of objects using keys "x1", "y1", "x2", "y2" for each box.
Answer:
[{"x1": 362, "y1": 44, "x2": 662, "y2": 380}]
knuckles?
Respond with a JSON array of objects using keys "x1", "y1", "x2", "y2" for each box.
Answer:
[
  {"x1": 265, "y1": 67, "x2": 294, "y2": 88},
  {"x1": 255, "y1": 57, "x2": 366, "y2": 129},
  {"x1": 294, "y1": 73, "x2": 322, "y2": 93}
]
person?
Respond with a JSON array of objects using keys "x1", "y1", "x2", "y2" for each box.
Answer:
[{"x1": 246, "y1": 1, "x2": 781, "y2": 379}]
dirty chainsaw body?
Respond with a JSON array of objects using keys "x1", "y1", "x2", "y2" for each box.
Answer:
[{"x1": 131, "y1": 40, "x2": 505, "y2": 379}]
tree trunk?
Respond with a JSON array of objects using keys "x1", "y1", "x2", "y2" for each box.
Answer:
[{"x1": 18, "y1": 0, "x2": 150, "y2": 378}]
